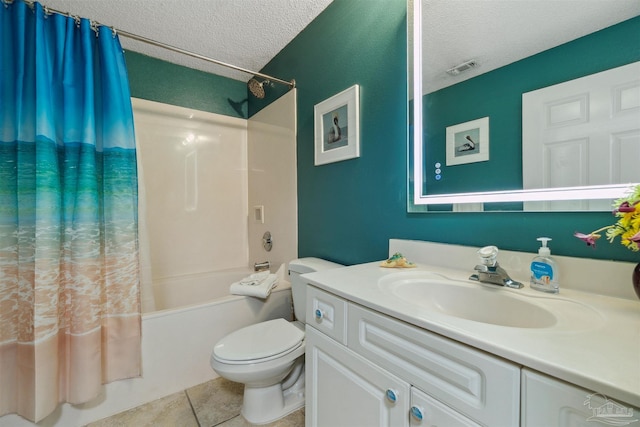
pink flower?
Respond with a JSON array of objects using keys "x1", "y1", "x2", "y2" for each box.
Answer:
[
  {"x1": 574, "y1": 231, "x2": 601, "y2": 247},
  {"x1": 615, "y1": 201, "x2": 636, "y2": 213},
  {"x1": 630, "y1": 231, "x2": 640, "y2": 249}
]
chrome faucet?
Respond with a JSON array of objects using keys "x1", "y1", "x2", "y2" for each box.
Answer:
[{"x1": 468, "y1": 246, "x2": 523, "y2": 289}]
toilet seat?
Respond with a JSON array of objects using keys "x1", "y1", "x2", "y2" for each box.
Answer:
[{"x1": 213, "y1": 318, "x2": 304, "y2": 364}]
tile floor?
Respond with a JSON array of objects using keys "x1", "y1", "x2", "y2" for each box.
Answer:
[{"x1": 85, "y1": 378, "x2": 304, "y2": 427}]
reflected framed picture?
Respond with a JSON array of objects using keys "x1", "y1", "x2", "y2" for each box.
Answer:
[
  {"x1": 446, "y1": 117, "x2": 490, "y2": 166},
  {"x1": 314, "y1": 84, "x2": 360, "y2": 166}
]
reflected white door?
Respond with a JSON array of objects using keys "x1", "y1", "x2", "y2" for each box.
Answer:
[{"x1": 522, "y1": 61, "x2": 640, "y2": 211}]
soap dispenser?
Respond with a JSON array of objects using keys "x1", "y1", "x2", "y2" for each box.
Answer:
[{"x1": 530, "y1": 237, "x2": 559, "y2": 293}]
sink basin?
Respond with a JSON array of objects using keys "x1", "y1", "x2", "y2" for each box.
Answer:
[{"x1": 378, "y1": 272, "x2": 556, "y2": 328}]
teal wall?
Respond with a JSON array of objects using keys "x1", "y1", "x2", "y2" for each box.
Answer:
[
  {"x1": 257, "y1": 0, "x2": 639, "y2": 264},
  {"x1": 424, "y1": 16, "x2": 640, "y2": 197},
  {"x1": 124, "y1": 51, "x2": 247, "y2": 118},
  {"x1": 255, "y1": 0, "x2": 408, "y2": 265},
  {"x1": 123, "y1": 3, "x2": 638, "y2": 265}
]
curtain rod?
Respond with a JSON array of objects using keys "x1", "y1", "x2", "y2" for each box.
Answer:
[
  {"x1": 117, "y1": 29, "x2": 295, "y2": 89},
  {"x1": 19, "y1": 0, "x2": 296, "y2": 89}
]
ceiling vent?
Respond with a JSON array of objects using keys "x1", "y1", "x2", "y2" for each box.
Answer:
[{"x1": 446, "y1": 60, "x2": 478, "y2": 76}]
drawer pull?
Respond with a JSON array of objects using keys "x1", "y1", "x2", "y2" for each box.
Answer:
[
  {"x1": 410, "y1": 405, "x2": 424, "y2": 421},
  {"x1": 385, "y1": 389, "x2": 398, "y2": 403},
  {"x1": 314, "y1": 309, "x2": 324, "y2": 320}
]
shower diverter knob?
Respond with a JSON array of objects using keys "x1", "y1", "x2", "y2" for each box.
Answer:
[{"x1": 262, "y1": 231, "x2": 273, "y2": 252}]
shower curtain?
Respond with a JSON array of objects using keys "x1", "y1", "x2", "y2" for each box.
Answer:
[{"x1": 0, "y1": 1, "x2": 141, "y2": 422}]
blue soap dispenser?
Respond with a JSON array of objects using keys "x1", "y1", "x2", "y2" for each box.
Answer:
[{"x1": 530, "y1": 237, "x2": 559, "y2": 293}]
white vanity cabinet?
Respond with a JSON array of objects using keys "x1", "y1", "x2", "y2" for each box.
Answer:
[
  {"x1": 521, "y1": 369, "x2": 640, "y2": 427},
  {"x1": 306, "y1": 286, "x2": 520, "y2": 427},
  {"x1": 306, "y1": 326, "x2": 411, "y2": 427},
  {"x1": 410, "y1": 387, "x2": 481, "y2": 427},
  {"x1": 306, "y1": 328, "x2": 480, "y2": 427}
]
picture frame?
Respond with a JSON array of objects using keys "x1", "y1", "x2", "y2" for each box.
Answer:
[
  {"x1": 314, "y1": 84, "x2": 360, "y2": 166},
  {"x1": 445, "y1": 116, "x2": 490, "y2": 166}
]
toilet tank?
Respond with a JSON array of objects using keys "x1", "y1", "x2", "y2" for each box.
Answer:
[{"x1": 288, "y1": 258, "x2": 343, "y2": 321}]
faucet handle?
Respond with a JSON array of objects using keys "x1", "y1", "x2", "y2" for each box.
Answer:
[
  {"x1": 474, "y1": 264, "x2": 489, "y2": 272},
  {"x1": 477, "y1": 245, "x2": 499, "y2": 267}
]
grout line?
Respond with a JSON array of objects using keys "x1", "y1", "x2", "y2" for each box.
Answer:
[{"x1": 184, "y1": 390, "x2": 202, "y2": 427}]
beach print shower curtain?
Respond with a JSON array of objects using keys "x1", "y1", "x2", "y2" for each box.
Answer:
[{"x1": 0, "y1": 1, "x2": 141, "y2": 422}]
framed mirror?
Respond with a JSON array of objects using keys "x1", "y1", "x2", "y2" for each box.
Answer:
[{"x1": 409, "y1": 0, "x2": 640, "y2": 212}]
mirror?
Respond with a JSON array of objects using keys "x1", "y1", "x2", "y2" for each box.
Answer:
[{"x1": 410, "y1": 0, "x2": 640, "y2": 212}]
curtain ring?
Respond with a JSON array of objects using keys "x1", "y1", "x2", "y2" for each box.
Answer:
[
  {"x1": 43, "y1": 5, "x2": 52, "y2": 17},
  {"x1": 2, "y1": 0, "x2": 14, "y2": 9},
  {"x1": 73, "y1": 15, "x2": 81, "y2": 28},
  {"x1": 90, "y1": 20, "x2": 99, "y2": 37},
  {"x1": 111, "y1": 26, "x2": 117, "y2": 39}
]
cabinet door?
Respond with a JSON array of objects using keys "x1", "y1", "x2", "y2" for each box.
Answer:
[
  {"x1": 348, "y1": 303, "x2": 520, "y2": 426},
  {"x1": 306, "y1": 326, "x2": 410, "y2": 427},
  {"x1": 410, "y1": 387, "x2": 481, "y2": 427},
  {"x1": 522, "y1": 368, "x2": 640, "y2": 427}
]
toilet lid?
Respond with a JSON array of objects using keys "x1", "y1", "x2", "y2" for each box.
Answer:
[{"x1": 213, "y1": 318, "x2": 304, "y2": 362}]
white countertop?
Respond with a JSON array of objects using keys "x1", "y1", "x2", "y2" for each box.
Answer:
[{"x1": 302, "y1": 261, "x2": 640, "y2": 408}]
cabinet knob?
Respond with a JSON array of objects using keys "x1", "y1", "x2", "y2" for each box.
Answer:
[
  {"x1": 410, "y1": 405, "x2": 424, "y2": 421},
  {"x1": 385, "y1": 389, "x2": 398, "y2": 404},
  {"x1": 314, "y1": 309, "x2": 324, "y2": 320}
]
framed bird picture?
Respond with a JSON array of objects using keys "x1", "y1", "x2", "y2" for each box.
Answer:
[{"x1": 446, "y1": 116, "x2": 489, "y2": 166}]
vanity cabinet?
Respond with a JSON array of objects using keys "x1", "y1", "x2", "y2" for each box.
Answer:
[
  {"x1": 410, "y1": 387, "x2": 481, "y2": 427},
  {"x1": 306, "y1": 326, "x2": 411, "y2": 426},
  {"x1": 521, "y1": 369, "x2": 640, "y2": 427},
  {"x1": 306, "y1": 286, "x2": 520, "y2": 427}
]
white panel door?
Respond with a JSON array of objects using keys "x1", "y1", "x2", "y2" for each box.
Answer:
[
  {"x1": 305, "y1": 326, "x2": 410, "y2": 427},
  {"x1": 523, "y1": 61, "x2": 640, "y2": 211},
  {"x1": 521, "y1": 369, "x2": 640, "y2": 427}
]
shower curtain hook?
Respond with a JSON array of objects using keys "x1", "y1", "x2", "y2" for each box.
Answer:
[
  {"x1": 2, "y1": 0, "x2": 14, "y2": 9},
  {"x1": 71, "y1": 14, "x2": 81, "y2": 28},
  {"x1": 111, "y1": 26, "x2": 117, "y2": 38},
  {"x1": 90, "y1": 20, "x2": 99, "y2": 37}
]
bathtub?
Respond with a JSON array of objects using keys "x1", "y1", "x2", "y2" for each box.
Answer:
[
  {"x1": 138, "y1": 267, "x2": 294, "y2": 403},
  {"x1": 0, "y1": 268, "x2": 293, "y2": 427},
  {"x1": 148, "y1": 267, "x2": 276, "y2": 312}
]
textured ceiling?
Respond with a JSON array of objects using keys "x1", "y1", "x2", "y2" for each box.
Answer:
[
  {"x1": 422, "y1": 0, "x2": 640, "y2": 93},
  {"x1": 36, "y1": 0, "x2": 335, "y2": 82},
  {"x1": 33, "y1": 0, "x2": 640, "y2": 91}
]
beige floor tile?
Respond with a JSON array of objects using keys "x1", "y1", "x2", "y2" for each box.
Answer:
[
  {"x1": 85, "y1": 391, "x2": 198, "y2": 427},
  {"x1": 217, "y1": 408, "x2": 305, "y2": 427},
  {"x1": 186, "y1": 377, "x2": 244, "y2": 427}
]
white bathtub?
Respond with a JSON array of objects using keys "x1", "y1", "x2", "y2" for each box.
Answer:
[
  {"x1": 138, "y1": 267, "x2": 294, "y2": 405},
  {"x1": 148, "y1": 267, "x2": 273, "y2": 312},
  {"x1": 0, "y1": 268, "x2": 293, "y2": 427}
]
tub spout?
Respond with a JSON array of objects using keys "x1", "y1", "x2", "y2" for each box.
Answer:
[{"x1": 254, "y1": 261, "x2": 270, "y2": 272}]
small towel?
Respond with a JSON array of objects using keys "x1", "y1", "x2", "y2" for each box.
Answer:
[
  {"x1": 230, "y1": 273, "x2": 278, "y2": 299},
  {"x1": 239, "y1": 271, "x2": 270, "y2": 286}
]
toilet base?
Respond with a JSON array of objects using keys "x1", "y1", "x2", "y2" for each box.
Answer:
[{"x1": 241, "y1": 362, "x2": 305, "y2": 425}]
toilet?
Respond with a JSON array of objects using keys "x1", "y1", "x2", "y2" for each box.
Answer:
[{"x1": 210, "y1": 258, "x2": 342, "y2": 425}]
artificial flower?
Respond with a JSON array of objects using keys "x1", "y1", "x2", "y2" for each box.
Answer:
[
  {"x1": 575, "y1": 185, "x2": 640, "y2": 252},
  {"x1": 573, "y1": 231, "x2": 603, "y2": 247}
]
